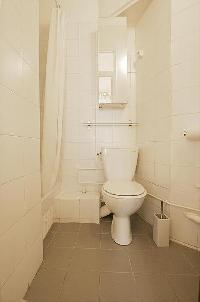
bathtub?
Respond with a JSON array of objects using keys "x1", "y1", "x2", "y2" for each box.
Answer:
[{"x1": 54, "y1": 191, "x2": 100, "y2": 224}]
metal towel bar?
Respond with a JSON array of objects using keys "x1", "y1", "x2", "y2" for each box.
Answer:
[{"x1": 83, "y1": 121, "x2": 139, "y2": 127}]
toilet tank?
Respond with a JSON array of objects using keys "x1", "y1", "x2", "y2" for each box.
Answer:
[{"x1": 102, "y1": 148, "x2": 138, "y2": 181}]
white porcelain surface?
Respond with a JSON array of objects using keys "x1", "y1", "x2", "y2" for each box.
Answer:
[
  {"x1": 103, "y1": 180, "x2": 145, "y2": 196},
  {"x1": 102, "y1": 147, "x2": 138, "y2": 181},
  {"x1": 54, "y1": 192, "x2": 100, "y2": 224},
  {"x1": 102, "y1": 189, "x2": 146, "y2": 245},
  {"x1": 102, "y1": 147, "x2": 146, "y2": 245}
]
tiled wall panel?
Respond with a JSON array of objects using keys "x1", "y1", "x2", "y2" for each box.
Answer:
[
  {"x1": 135, "y1": 0, "x2": 171, "y2": 201},
  {"x1": 62, "y1": 21, "x2": 137, "y2": 196},
  {"x1": 136, "y1": 0, "x2": 200, "y2": 249},
  {"x1": 0, "y1": 1, "x2": 42, "y2": 301},
  {"x1": 169, "y1": 0, "x2": 200, "y2": 248}
]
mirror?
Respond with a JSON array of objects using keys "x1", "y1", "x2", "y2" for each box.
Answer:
[
  {"x1": 97, "y1": 18, "x2": 128, "y2": 106},
  {"x1": 99, "y1": 76, "x2": 112, "y2": 103},
  {"x1": 98, "y1": 52, "x2": 114, "y2": 72}
]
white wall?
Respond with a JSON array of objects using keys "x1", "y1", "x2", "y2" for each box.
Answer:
[
  {"x1": 136, "y1": 0, "x2": 171, "y2": 207},
  {"x1": 169, "y1": 0, "x2": 200, "y2": 249},
  {"x1": 99, "y1": 0, "x2": 138, "y2": 17},
  {"x1": 61, "y1": 13, "x2": 99, "y2": 195},
  {"x1": 135, "y1": 0, "x2": 200, "y2": 250},
  {"x1": 39, "y1": 0, "x2": 53, "y2": 104},
  {"x1": 61, "y1": 0, "x2": 98, "y2": 18},
  {"x1": 0, "y1": 1, "x2": 43, "y2": 301},
  {"x1": 61, "y1": 23, "x2": 136, "y2": 195}
]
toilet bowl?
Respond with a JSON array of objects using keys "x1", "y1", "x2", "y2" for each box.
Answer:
[{"x1": 101, "y1": 148, "x2": 147, "y2": 245}]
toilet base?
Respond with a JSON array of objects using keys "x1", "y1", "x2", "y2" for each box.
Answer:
[{"x1": 111, "y1": 215, "x2": 132, "y2": 245}]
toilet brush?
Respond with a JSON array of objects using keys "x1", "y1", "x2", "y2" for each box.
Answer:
[
  {"x1": 160, "y1": 200, "x2": 164, "y2": 219},
  {"x1": 153, "y1": 200, "x2": 170, "y2": 247}
]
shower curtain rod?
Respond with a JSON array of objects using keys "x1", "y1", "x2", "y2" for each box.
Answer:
[{"x1": 54, "y1": 0, "x2": 61, "y2": 8}]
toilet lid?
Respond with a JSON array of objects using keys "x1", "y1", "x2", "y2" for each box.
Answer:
[{"x1": 103, "y1": 181, "x2": 145, "y2": 196}]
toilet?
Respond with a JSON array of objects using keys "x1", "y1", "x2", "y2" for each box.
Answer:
[{"x1": 101, "y1": 147, "x2": 147, "y2": 245}]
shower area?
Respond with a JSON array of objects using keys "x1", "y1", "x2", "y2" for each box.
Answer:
[{"x1": 40, "y1": 2, "x2": 68, "y2": 237}]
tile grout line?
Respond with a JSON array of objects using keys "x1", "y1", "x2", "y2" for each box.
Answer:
[
  {"x1": 182, "y1": 251, "x2": 199, "y2": 274},
  {"x1": 126, "y1": 247, "x2": 136, "y2": 280},
  {"x1": 57, "y1": 225, "x2": 82, "y2": 301},
  {"x1": 98, "y1": 272, "x2": 101, "y2": 302},
  {"x1": 27, "y1": 219, "x2": 199, "y2": 301},
  {"x1": 165, "y1": 274, "x2": 181, "y2": 302}
]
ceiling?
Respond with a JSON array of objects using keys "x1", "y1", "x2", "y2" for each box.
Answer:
[{"x1": 120, "y1": 0, "x2": 152, "y2": 26}]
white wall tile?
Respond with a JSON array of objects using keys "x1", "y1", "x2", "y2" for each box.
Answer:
[
  {"x1": 24, "y1": 204, "x2": 42, "y2": 249},
  {"x1": 79, "y1": 142, "x2": 96, "y2": 160},
  {"x1": 79, "y1": 194, "x2": 99, "y2": 220},
  {"x1": 22, "y1": 61, "x2": 37, "y2": 102},
  {"x1": 171, "y1": 166, "x2": 198, "y2": 186},
  {"x1": 171, "y1": 32, "x2": 200, "y2": 66},
  {"x1": 24, "y1": 172, "x2": 41, "y2": 211},
  {"x1": 61, "y1": 175, "x2": 82, "y2": 193},
  {"x1": 170, "y1": 182, "x2": 200, "y2": 209},
  {"x1": 23, "y1": 138, "x2": 40, "y2": 175},
  {"x1": 0, "y1": 85, "x2": 40, "y2": 138},
  {"x1": 11, "y1": 218, "x2": 27, "y2": 268},
  {"x1": 136, "y1": 0, "x2": 200, "y2": 250},
  {"x1": 62, "y1": 19, "x2": 136, "y2": 202},
  {"x1": 59, "y1": 199, "x2": 79, "y2": 219},
  {"x1": 171, "y1": 58, "x2": 200, "y2": 91},
  {"x1": 62, "y1": 0, "x2": 98, "y2": 19},
  {"x1": 0, "y1": 1, "x2": 41, "y2": 300},
  {"x1": 155, "y1": 142, "x2": 170, "y2": 165},
  {"x1": 78, "y1": 169, "x2": 104, "y2": 184},
  {"x1": 0, "y1": 135, "x2": 24, "y2": 184},
  {"x1": 63, "y1": 142, "x2": 79, "y2": 160},
  {"x1": 0, "y1": 234, "x2": 42, "y2": 302},
  {"x1": 170, "y1": 206, "x2": 199, "y2": 247},
  {"x1": 0, "y1": 254, "x2": 29, "y2": 302},
  {"x1": 79, "y1": 124, "x2": 97, "y2": 143},
  {"x1": 0, "y1": 39, "x2": 22, "y2": 93},
  {"x1": 171, "y1": 3, "x2": 200, "y2": 39},
  {"x1": 171, "y1": 141, "x2": 199, "y2": 167},
  {"x1": 0, "y1": 230, "x2": 15, "y2": 287},
  {"x1": 171, "y1": 114, "x2": 200, "y2": 140},
  {"x1": 154, "y1": 164, "x2": 170, "y2": 189},
  {"x1": 171, "y1": 85, "x2": 200, "y2": 115},
  {"x1": 0, "y1": 178, "x2": 25, "y2": 236},
  {"x1": 171, "y1": 0, "x2": 200, "y2": 14},
  {"x1": 0, "y1": 0, "x2": 21, "y2": 52},
  {"x1": 27, "y1": 235, "x2": 43, "y2": 285}
]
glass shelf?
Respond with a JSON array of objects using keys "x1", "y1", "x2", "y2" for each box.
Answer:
[{"x1": 98, "y1": 102, "x2": 127, "y2": 109}]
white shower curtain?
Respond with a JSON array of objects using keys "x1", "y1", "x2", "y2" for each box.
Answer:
[{"x1": 41, "y1": 7, "x2": 66, "y2": 199}]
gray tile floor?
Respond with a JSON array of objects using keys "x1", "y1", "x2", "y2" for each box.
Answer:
[{"x1": 25, "y1": 214, "x2": 200, "y2": 302}]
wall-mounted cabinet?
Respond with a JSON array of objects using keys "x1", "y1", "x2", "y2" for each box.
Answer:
[{"x1": 97, "y1": 18, "x2": 128, "y2": 108}]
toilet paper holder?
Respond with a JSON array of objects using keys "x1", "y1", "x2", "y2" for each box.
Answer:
[
  {"x1": 183, "y1": 130, "x2": 200, "y2": 141},
  {"x1": 183, "y1": 130, "x2": 187, "y2": 137}
]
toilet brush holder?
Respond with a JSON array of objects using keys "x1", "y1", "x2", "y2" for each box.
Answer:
[{"x1": 153, "y1": 201, "x2": 170, "y2": 247}]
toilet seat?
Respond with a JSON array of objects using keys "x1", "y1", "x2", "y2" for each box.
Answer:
[{"x1": 103, "y1": 180, "x2": 145, "y2": 197}]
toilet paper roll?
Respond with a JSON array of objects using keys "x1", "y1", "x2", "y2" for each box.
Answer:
[
  {"x1": 183, "y1": 130, "x2": 200, "y2": 141},
  {"x1": 184, "y1": 212, "x2": 200, "y2": 224}
]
